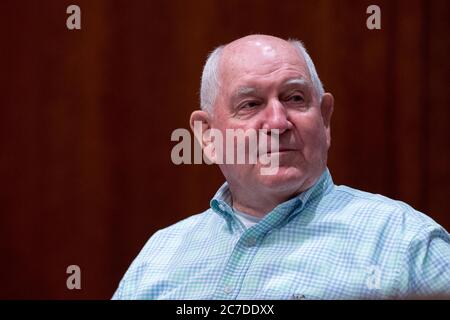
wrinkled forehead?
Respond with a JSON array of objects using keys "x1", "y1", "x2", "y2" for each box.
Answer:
[{"x1": 219, "y1": 39, "x2": 309, "y2": 85}]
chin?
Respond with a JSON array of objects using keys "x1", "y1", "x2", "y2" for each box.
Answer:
[{"x1": 257, "y1": 166, "x2": 307, "y2": 190}]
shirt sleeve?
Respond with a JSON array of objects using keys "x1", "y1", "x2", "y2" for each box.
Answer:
[{"x1": 398, "y1": 224, "x2": 450, "y2": 298}]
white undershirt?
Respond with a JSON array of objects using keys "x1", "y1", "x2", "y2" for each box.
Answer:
[{"x1": 232, "y1": 208, "x2": 262, "y2": 229}]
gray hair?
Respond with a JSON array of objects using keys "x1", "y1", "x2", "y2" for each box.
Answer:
[{"x1": 200, "y1": 39, "x2": 324, "y2": 113}]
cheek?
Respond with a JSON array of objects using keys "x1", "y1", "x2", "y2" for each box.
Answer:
[
  {"x1": 212, "y1": 116, "x2": 248, "y2": 132},
  {"x1": 292, "y1": 115, "x2": 327, "y2": 150}
]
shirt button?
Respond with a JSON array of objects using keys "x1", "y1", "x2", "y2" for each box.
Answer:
[
  {"x1": 246, "y1": 237, "x2": 257, "y2": 247},
  {"x1": 223, "y1": 286, "x2": 233, "y2": 294}
]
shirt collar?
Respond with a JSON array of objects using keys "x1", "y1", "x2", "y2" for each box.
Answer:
[{"x1": 210, "y1": 167, "x2": 334, "y2": 230}]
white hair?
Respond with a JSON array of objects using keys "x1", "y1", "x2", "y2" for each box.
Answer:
[
  {"x1": 200, "y1": 38, "x2": 324, "y2": 113},
  {"x1": 200, "y1": 45, "x2": 224, "y2": 113},
  {"x1": 289, "y1": 39, "x2": 325, "y2": 100}
]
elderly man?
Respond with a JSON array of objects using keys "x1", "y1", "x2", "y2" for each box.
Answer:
[{"x1": 113, "y1": 35, "x2": 450, "y2": 299}]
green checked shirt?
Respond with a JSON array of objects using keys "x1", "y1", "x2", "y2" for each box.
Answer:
[{"x1": 113, "y1": 168, "x2": 450, "y2": 299}]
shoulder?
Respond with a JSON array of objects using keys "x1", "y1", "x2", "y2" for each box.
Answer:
[
  {"x1": 112, "y1": 208, "x2": 216, "y2": 299},
  {"x1": 136, "y1": 208, "x2": 215, "y2": 256},
  {"x1": 330, "y1": 184, "x2": 443, "y2": 232},
  {"x1": 322, "y1": 184, "x2": 450, "y2": 296},
  {"x1": 319, "y1": 184, "x2": 449, "y2": 255}
]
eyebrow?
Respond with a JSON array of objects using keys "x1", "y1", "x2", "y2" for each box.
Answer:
[
  {"x1": 231, "y1": 77, "x2": 311, "y2": 102},
  {"x1": 236, "y1": 86, "x2": 257, "y2": 96},
  {"x1": 282, "y1": 77, "x2": 309, "y2": 87},
  {"x1": 231, "y1": 87, "x2": 259, "y2": 104}
]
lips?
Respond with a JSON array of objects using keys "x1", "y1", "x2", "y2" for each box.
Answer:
[{"x1": 265, "y1": 148, "x2": 298, "y2": 154}]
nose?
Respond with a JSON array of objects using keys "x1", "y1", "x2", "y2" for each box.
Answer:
[{"x1": 261, "y1": 99, "x2": 292, "y2": 134}]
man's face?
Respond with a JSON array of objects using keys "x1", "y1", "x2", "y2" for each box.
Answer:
[{"x1": 209, "y1": 37, "x2": 332, "y2": 195}]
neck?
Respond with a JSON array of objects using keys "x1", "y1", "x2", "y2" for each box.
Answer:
[{"x1": 229, "y1": 180, "x2": 314, "y2": 218}]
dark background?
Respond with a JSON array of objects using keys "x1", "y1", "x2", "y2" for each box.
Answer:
[{"x1": 0, "y1": 0, "x2": 448, "y2": 299}]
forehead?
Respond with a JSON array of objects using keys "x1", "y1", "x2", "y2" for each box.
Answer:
[{"x1": 220, "y1": 40, "x2": 310, "y2": 90}]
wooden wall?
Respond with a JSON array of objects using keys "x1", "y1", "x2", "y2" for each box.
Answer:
[{"x1": 0, "y1": 0, "x2": 448, "y2": 298}]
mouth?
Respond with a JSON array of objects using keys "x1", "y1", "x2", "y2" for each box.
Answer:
[{"x1": 265, "y1": 148, "x2": 299, "y2": 154}]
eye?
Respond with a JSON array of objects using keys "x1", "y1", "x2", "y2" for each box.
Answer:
[
  {"x1": 241, "y1": 101, "x2": 261, "y2": 109},
  {"x1": 288, "y1": 95, "x2": 304, "y2": 102}
]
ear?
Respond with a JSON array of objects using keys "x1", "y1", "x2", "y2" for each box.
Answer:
[
  {"x1": 189, "y1": 110, "x2": 216, "y2": 163},
  {"x1": 320, "y1": 93, "x2": 334, "y2": 148}
]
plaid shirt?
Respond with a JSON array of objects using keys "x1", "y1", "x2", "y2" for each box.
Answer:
[{"x1": 113, "y1": 168, "x2": 450, "y2": 299}]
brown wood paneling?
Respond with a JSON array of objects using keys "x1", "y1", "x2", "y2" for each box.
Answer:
[{"x1": 0, "y1": 0, "x2": 448, "y2": 299}]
